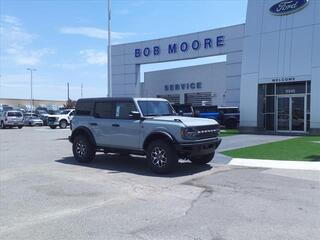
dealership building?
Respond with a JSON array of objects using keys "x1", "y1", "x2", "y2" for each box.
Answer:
[{"x1": 111, "y1": 0, "x2": 320, "y2": 134}]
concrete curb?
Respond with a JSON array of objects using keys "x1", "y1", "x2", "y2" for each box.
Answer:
[{"x1": 228, "y1": 158, "x2": 320, "y2": 171}]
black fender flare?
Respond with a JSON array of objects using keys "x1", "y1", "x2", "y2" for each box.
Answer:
[
  {"x1": 70, "y1": 126, "x2": 96, "y2": 147},
  {"x1": 143, "y1": 131, "x2": 177, "y2": 150}
]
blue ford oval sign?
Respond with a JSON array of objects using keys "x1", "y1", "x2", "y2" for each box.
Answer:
[{"x1": 269, "y1": 0, "x2": 309, "y2": 16}]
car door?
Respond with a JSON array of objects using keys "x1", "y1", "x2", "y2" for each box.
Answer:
[
  {"x1": 90, "y1": 101, "x2": 115, "y2": 147},
  {"x1": 110, "y1": 101, "x2": 141, "y2": 150}
]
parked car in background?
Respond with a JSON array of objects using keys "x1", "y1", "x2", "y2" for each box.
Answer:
[
  {"x1": 48, "y1": 109, "x2": 74, "y2": 129},
  {"x1": 193, "y1": 105, "x2": 220, "y2": 121},
  {"x1": 172, "y1": 104, "x2": 197, "y2": 117},
  {"x1": 218, "y1": 106, "x2": 240, "y2": 129},
  {"x1": 0, "y1": 110, "x2": 24, "y2": 129},
  {"x1": 13, "y1": 108, "x2": 26, "y2": 113},
  {"x1": 35, "y1": 110, "x2": 49, "y2": 125},
  {"x1": 23, "y1": 113, "x2": 43, "y2": 126},
  {"x1": 47, "y1": 109, "x2": 58, "y2": 115},
  {"x1": 35, "y1": 107, "x2": 48, "y2": 113},
  {"x1": 0, "y1": 105, "x2": 13, "y2": 112}
]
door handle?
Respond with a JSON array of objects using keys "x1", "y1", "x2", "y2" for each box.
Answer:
[
  {"x1": 112, "y1": 124, "x2": 120, "y2": 127},
  {"x1": 89, "y1": 122, "x2": 98, "y2": 126}
]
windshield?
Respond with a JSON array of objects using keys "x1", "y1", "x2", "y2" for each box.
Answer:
[
  {"x1": 138, "y1": 101, "x2": 175, "y2": 116},
  {"x1": 7, "y1": 111, "x2": 22, "y2": 117},
  {"x1": 59, "y1": 110, "x2": 70, "y2": 115},
  {"x1": 37, "y1": 110, "x2": 47, "y2": 114}
]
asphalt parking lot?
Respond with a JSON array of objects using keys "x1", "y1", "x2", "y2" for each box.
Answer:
[{"x1": 1, "y1": 127, "x2": 319, "y2": 240}]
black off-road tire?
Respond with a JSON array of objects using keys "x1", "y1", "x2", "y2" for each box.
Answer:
[
  {"x1": 72, "y1": 135, "x2": 96, "y2": 163},
  {"x1": 225, "y1": 119, "x2": 238, "y2": 129},
  {"x1": 18, "y1": 126, "x2": 23, "y2": 129},
  {"x1": 59, "y1": 119, "x2": 68, "y2": 129},
  {"x1": 146, "y1": 140, "x2": 178, "y2": 174},
  {"x1": 190, "y1": 152, "x2": 215, "y2": 165}
]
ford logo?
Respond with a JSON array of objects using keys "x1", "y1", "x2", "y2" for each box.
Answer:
[{"x1": 269, "y1": 0, "x2": 309, "y2": 16}]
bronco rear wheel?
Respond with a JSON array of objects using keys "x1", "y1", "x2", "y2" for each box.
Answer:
[
  {"x1": 72, "y1": 135, "x2": 96, "y2": 163},
  {"x1": 146, "y1": 140, "x2": 178, "y2": 174}
]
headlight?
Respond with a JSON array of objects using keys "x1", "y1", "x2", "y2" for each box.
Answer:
[{"x1": 181, "y1": 127, "x2": 198, "y2": 140}]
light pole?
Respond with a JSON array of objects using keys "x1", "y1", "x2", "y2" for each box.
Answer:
[
  {"x1": 26, "y1": 68, "x2": 36, "y2": 112},
  {"x1": 67, "y1": 82, "x2": 70, "y2": 101},
  {"x1": 107, "y1": 0, "x2": 112, "y2": 97}
]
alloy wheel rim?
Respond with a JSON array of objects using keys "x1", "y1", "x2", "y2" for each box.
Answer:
[
  {"x1": 151, "y1": 146, "x2": 167, "y2": 168},
  {"x1": 76, "y1": 141, "x2": 87, "y2": 157}
]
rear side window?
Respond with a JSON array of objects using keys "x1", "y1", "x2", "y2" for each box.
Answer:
[
  {"x1": 7, "y1": 112, "x2": 22, "y2": 117},
  {"x1": 219, "y1": 108, "x2": 239, "y2": 114},
  {"x1": 94, "y1": 102, "x2": 113, "y2": 119},
  {"x1": 114, "y1": 102, "x2": 136, "y2": 119},
  {"x1": 76, "y1": 101, "x2": 93, "y2": 116},
  {"x1": 194, "y1": 106, "x2": 218, "y2": 113}
]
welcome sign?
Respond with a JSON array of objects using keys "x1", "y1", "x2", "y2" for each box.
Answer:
[{"x1": 269, "y1": 0, "x2": 309, "y2": 16}]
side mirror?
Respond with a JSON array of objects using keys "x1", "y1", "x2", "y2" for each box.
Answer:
[{"x1": 129, "y1": 111, "x2": 141, "y2": 120}]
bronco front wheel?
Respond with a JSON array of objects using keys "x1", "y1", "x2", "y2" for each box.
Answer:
[{"x1": 146, "y1": 140, "x2": 178, "y2": 174}]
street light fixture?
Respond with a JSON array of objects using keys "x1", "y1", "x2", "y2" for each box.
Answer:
[{"x1": 26, "y1": 68, "x2": 36, "y2": 112}]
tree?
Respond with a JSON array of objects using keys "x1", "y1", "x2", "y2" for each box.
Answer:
[{"x1": 64, "y1": 99, "x2": 76, "y2": 109}]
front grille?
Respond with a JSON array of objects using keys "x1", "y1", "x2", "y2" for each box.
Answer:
[
  {"x1": 48, "y1": 117, "x2": 57, "y2": 122},
  {"x1": 195, "y1": 125, "x2": 219, "y2": 139}
]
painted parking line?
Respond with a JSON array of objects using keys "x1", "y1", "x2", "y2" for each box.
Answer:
[{"x1": 229, "y1": 158, "x2": 320, "y2": 171}]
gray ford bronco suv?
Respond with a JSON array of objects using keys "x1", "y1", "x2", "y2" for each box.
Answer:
[{"x1": 69, "y1": 97, "x2": 221, "y2": 174}]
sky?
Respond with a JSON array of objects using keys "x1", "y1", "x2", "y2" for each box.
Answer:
[{"x1": 0, "y1": 0, "x2": 248, "y2": 101}]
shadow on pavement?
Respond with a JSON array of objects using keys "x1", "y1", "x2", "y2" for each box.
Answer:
[
  {"x1": 305, "y1": 155, "x2": 320, "y2": 161},
  {"x1": 56, "y1": 153, "x2": 212, "y2": 177}
]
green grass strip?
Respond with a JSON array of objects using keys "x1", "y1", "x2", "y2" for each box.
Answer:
[{"x1": 222, "y1": 136, "x2": 320, "y2": 161}]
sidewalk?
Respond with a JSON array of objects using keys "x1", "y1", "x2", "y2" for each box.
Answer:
[{"x1": 228, "y1": 158, "x2": 320, "y2": 171}]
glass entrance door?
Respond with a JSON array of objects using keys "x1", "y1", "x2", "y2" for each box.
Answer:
[
  {"x1": 291, "y1": 97, "x2": 305, "y2": 131},
  {"x1": 277, "y1": 97, "x2": 290, "y2": 131},
  {"x1": 277, "y1": 96, "x2": 306, "y2": 132}
]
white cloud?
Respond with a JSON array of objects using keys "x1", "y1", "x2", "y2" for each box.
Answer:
[
  {"x1": 79, "y1": 49, "x2": 107, "y2": 65},
  {"x1": 0, "y1": 15, "x2": 54, "y2": 66},
  {"x1": 60, "y1": 26, "x2": 135, "y2": 40}
]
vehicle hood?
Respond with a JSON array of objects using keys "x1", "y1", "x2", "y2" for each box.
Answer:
[
  {"x1": 48, "y1": 114, "x2": 66, "y2": 118},
  {"x1": 149, "y1": 116, "x2": 218, "y2": 127}
]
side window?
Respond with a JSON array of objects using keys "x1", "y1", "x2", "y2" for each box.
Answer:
[
  {"x1": 94, "y1": 102, "x2": 113, "y2": 119},
  {"x1": 69, "y1": 111, "x2": 74, "y2": 116},
  {"x1": 76, "y1": 101, "x2": 93, "y2": 116},
  {"x1": 114, "y1": 102, "x2": 136, "y2": 119}
]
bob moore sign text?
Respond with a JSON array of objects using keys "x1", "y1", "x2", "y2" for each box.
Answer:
[
  {"x1": 269, "y1": 0, "x2": 309, "y2": 15},
  {"x1": 135, "y1": 36, "x2": 224, "y2": 58}
]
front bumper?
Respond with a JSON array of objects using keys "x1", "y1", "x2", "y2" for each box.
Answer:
[
  {"x1": 48, "y1": 121, "x2": 59, "y2": 126},
  {"x1": 31, "y1": 122, "x2": 43, "y2": 126},
  {"x1": 175, "y1": 137, "x2": 222, "y2": 157}
]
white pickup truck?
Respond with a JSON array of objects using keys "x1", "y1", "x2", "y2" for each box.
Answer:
[{"x1": 47, "y1": 109, "x2": 74, "y2": 129}]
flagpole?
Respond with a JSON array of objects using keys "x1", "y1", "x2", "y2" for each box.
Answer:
[{"x1": 107, "y1": 0, "x2": 112, "y2": 97}]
